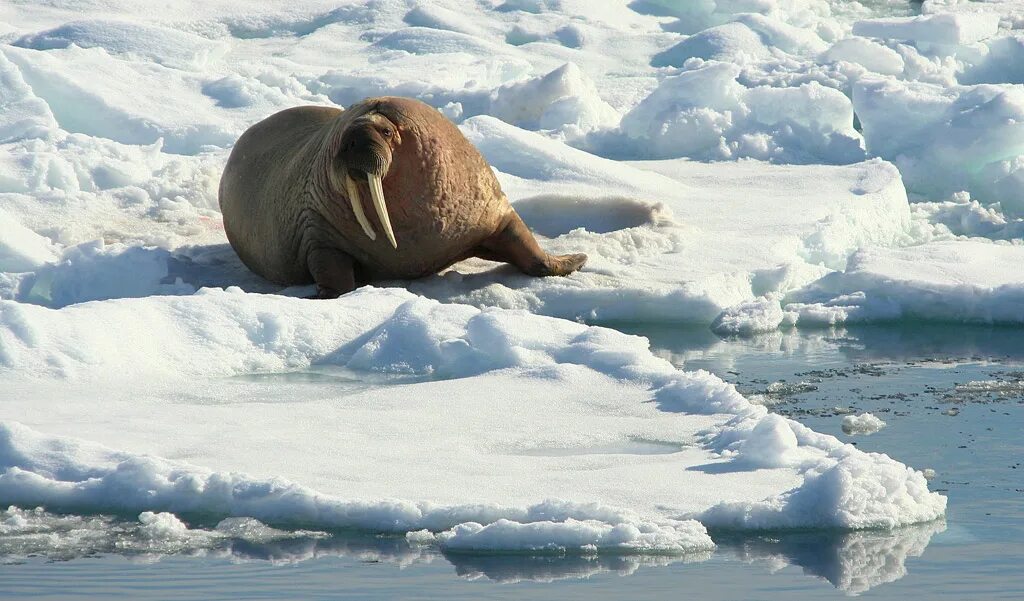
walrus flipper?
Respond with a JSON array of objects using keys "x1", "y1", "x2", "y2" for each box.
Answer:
[
  {"x1": 307, "y1": 246, "x2": 356, "y2": 299},
  {"x1": 475, "y1": 212, "x2": 587, "y2": 277}
]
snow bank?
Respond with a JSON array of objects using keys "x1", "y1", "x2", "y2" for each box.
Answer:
[{"x1": 787, "y1": 241, "x2": 1024, "y2": 326}]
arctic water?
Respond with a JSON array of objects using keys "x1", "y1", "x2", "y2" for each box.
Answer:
[{"x1": 2, "y1": 323, "x2": 1020, "y2": 601}]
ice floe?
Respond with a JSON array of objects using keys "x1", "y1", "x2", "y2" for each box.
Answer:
[{"x1": 0, "y1": 288, "x2": 944, "y2": 552}]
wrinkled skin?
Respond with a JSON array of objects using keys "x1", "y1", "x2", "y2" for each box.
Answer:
[{"x1": 219, "y1": 96, "x2": 586, "y2": 298}]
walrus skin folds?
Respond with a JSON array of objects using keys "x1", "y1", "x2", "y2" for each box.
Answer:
[{"x1": 219, "y1": 96, "x2": 587, "y2": 298}]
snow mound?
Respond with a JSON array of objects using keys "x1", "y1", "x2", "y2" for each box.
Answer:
[
  {"x1": 512, "y1": 194, "x2": 674, "y2": 238},
  {"x1": 700, "y1": 451, "x2": 944, "y2": 530},
  {"x1": 617, "y1": 61, "x2": 864, "y2": 163},
  {"x1": 652, "y1": 22, "x2": 770, "y2": 66},
  {"x1": 13, "y1": 20, "x2": 228, "y2": 70}
]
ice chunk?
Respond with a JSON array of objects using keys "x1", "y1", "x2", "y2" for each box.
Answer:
[
  {"x1": 788, "y1": 241, "x2": 1024, "y2": 325},
  {"x1": 961, "y1": 34, "x2": 1024, "y2": 85},
  {"x1": 512, "y1": 194, "x2": 674, "y2": 238},
  {"x1": 853, "y1": 77, "x2": 1024, "y2": 215},
  {"x1": 432, "y1": 518, "x2": 713, "y2": 554},
  {"x1": 488, "y1": 63, "x2": 619, "y2": 133},
  {"x1": 618, "y1": 62, "x2": 863, "y2": 163},
  {"x1": 842, "y1": 413, "x2": 886, "y2": 435},
  {"x1": 3, "y1": 46, "x2": 237, "y2": 154},
  {"x1": 0, "y1": 51, "x2": 57, "y2": 144},
  {"x1": 16, "y1": 241, "x2": 195, "y2": 308},
  {"x1": 711, "y1": 296, "x2": 792, "y2": 336},
  {"x1": 852, "y1": 13, "x2": 1000, "y2": 46},
  {"x1": 822, "y1": 38, "x2": 905, "y2": 76},
  {"x1": 0, "y1": 208, "x2": 60, "y2": 273},
  {"x1": 372, "y1": 27, "x2": 501, "y2": 56},
  {"x1": 700, "y1": 452, "x2": 945, "y2": 529}
]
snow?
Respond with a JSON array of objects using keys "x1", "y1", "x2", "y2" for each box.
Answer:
[
  {"x1": 853, "y1": 77, "x2": 1024, "y2": 216},
  {"x1": 842, "y1": 413, "x2": 887, "y2": 435},
  {"x1": 852, "y1": 13, "x2": 1001, "y2": 46},
  {"x1": 0, "y1": 288, "x2": 944, "y2": 550},
  {"x1": 415, "y1": 518, "x2": 711, "y2": 554},
  {"x1": 11, "y1": 0, "x2": 1024, "y2": 557},
  {"x1": 788, "y1": 241, "x2": 1024, "y2": 325}
]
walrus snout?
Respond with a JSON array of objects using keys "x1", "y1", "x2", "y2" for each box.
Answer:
[
  {"x1": 339, "y1": 127, "x2": 391, "y2": 176},
  {"x1": 336, "y1": 121, "x2": 399, "y2": 249}
]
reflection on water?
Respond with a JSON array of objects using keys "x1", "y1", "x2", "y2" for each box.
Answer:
[
  {"x1": 0, "y1": 507, "x2": 942, "y2": 595},
  {"x1": 442, "y1": 550, "x2": 709, "y2": 584},
  {"x1": 714, "y1": 520, "x2": 946, "y2": 595},
  {"x1": 622, "y1": 322, "x2": 1024, "y2": 368},
  {"x1": 0, "y1": 513, "x2": 938, "y2": 594}
]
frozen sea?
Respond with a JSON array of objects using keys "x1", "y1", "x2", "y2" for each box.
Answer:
[
  {"x1": 2, "y1": 0, "x2": 1024, "y2": 598},
  {"x1": 2, "y1": 324, "x2": 1021, "y2": 599}
]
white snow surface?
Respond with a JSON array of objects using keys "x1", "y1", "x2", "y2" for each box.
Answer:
[
  {"x1": 1, "y1": 287, "x2": 944, "y2": 550},
  {"x1": 14, "y1": 0, "x2": 1024, "y2": 553}
]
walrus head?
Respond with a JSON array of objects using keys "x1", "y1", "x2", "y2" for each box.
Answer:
[{"x1": 332, "y1": 108, "x2": 403, "y2": 249}]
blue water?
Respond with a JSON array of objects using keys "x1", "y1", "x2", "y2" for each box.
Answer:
[{"x1": 3, "y1": 324, "x2": 1022, "y2": 599}]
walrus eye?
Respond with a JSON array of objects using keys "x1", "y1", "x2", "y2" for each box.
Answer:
[{"x1": 381, "y1": 128, "x2": 393, "y2": 138}]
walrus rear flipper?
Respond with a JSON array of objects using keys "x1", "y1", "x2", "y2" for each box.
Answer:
[{"x1": 475, "y1": 212, "x2": 587, "y2": 277}]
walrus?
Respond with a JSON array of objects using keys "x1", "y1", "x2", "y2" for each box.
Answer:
[{"x1": 219, "y1": 96, "x2": 587, "y2": 298}]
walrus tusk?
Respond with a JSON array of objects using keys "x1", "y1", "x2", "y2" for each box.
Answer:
[
  {"x1": 344, "y1": 173, "x2": 376, "y2": 241},
  {"x1": 368, "y1": 173, "x2": 397, "y2": 249}
]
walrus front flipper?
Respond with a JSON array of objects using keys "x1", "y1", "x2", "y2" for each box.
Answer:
[
  {"x1": 307, "y1": 246, "x2": 357, "y2": 299},
  {"x1": 475, "y1": 212, "x2": 587, "y2": 277}
]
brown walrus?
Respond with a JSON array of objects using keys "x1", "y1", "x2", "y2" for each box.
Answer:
[{"x1": 218, "y1": 96, "x2": 587, "y2": 298}]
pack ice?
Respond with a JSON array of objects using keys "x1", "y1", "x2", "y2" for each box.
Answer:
[{"x1": 13, "y1": 0, "x2": 1024, "y2": 555}]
